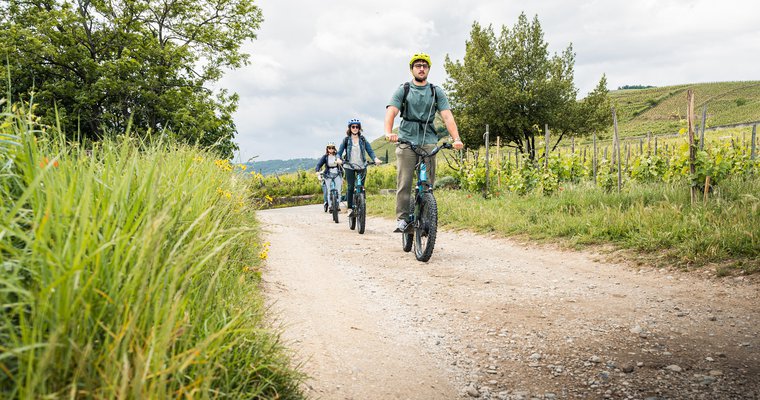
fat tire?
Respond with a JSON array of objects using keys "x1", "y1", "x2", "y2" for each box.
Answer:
[
  {"x1": 357, "y1": 193, "x2": 366, "y2": 234},
  {"x1": 330, "y1": 191, "x2": 339, "y2": 223},
  {"x1": 414, "y1": 192, "x2": 438, "y2": 262},
  {"x1": 348, "y1": 194, "x2": 357, "y2": 230}
]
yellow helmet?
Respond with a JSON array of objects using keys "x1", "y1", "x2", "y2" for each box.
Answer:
[{"x1": 409, "y1": 53, "x2": 432, "y2": 68}]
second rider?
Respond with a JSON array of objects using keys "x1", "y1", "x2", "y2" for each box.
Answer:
[{"x1": 338, "y1": 118, "x2": 383, "y2": 217}]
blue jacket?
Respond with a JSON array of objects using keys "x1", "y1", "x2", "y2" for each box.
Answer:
[
  {"x1": 338, "y1": 135, "x2": 377, "y2": 168},
  {"x1": 315, "y1": 154, "x2": 343, "y2": 176}
]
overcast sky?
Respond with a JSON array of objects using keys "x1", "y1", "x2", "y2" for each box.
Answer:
[{"x1": 218, "y1": 0, "x2": 760, "y2": 162}]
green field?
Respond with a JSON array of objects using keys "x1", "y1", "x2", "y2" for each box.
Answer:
[{"x1": 366, "y1": 178, "x2": 760, "y2": 274}]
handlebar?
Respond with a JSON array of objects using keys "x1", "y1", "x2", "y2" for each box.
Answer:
[
  {"x1": 321, "y1": 170, "x2": 341, "y2": 179},
  {"x1": 343, "y1": 161, "x2": 378, "y2": 170},
  {"x1": 397, "y1": 139, "x2": 453, "y2": 157}
]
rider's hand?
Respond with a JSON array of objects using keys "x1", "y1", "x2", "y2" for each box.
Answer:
[
  {"x1": 374, "y1": 157, "x2": 383, "y2": 165},
  {"x1": 385, "y1": 133, "x2": 398, "y2": 143},
  {"x1": 316, "y1": 172, "x2": 322, "y2": 180},
  {"x1": 336, "y1": 158, "x2": 343, "y2": 165},
  {"x1": 452, "y1": 138, "x2": 464, "y2": 150}
]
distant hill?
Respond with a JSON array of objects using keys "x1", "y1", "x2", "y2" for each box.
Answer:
[
  {"x1": 243, "y1": 158, "x2": 318, "y2": 176},
  {"x1": 610, "y1": 81, "x2": 760, "y2": 137}
]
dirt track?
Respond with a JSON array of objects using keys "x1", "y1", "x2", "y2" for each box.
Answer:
[{"x1": 259, "y1": 205, "x2": 759, "y2": 400}]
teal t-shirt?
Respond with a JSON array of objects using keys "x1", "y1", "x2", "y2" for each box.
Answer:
[{"x1": 388, "y1": 82, "x2": 450, "y2": 145}]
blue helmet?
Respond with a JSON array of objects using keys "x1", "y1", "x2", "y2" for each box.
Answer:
[{"x1": 347, "y1": 118, "x2": 361, "y2": 127}]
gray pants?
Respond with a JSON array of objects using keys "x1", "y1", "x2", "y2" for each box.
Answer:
[{"x1": 395, "y1": 144, "x2": 437, "y2": 221}]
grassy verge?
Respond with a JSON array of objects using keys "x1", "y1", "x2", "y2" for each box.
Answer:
[
  {"x1": 367, "y1": 178, "x2": 760, "y2": 274},
  {"x1": 1, "y1": 108, "x2": 304, "y2": 398}
]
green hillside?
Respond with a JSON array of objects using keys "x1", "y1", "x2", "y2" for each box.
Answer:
[
  {"x1": 610, "y1": 81, "x2": 760, "y2": 137},
  {"x1": 243, "y1": 157, "x2": 318, "y2": 176}
]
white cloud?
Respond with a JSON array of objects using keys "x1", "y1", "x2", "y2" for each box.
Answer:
[{"x1": 219, "y1": 0, "x2": 760, "y2": 161}]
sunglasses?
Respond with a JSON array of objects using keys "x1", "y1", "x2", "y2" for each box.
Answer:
[
  {"x1": 413, "y1": 63, "x2": 429, "y2": 69},
  {"x1": 350, "y1": 125, "x2": 360, "y2": 129}
]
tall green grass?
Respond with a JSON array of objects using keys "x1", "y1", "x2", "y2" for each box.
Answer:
[
  {"x1": 367, "y1": 178, "x2": 760, "y2": 273},
  {"x1": 1, "y1": 106, "x2": 304, "y2": 398}
]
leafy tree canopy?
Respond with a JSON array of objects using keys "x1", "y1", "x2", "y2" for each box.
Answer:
[
  {"x1": 0, "y1": 0, "x2": 262, "y2": 158},
  {"x1": 444, "y1": 13, "x2": 611, "y2": 158}
]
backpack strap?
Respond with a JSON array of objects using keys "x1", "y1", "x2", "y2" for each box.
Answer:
[{"x1": 342, "y1": 136, "x2": 350, "y2": 155}]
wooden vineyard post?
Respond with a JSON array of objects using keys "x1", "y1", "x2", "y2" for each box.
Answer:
[
  {"x1": 593, "y1": 133, "x2": 598, "y2": 184},
  {"x1": 703, "y1": 176, "x2": 711, "y2": 204},
  {"x1": 496, "y1": 136, "x2": 502, "y2": 188},
  {"x1": 751, "y1": 125, "x2": 757, "y2": 162},
  {"x1": 515, "y1": 148, "x2": 520, "y2": 170},
  {"x1": 687, "y1": 90, "x2": 697, "y2": 204},
  {"x1": 700, "y1": 106, "x2": 707, "y2": 151},
  {"x1": 544, "y1": 124, "x2": 550, "y2": 169},
  {"x1": 484, "y1": 125, "x2": 490, "y2": 198},
  {"x1": 612, "y1": 106, "x2": 622, "y2": 192}
]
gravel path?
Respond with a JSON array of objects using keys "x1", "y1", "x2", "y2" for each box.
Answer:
[{"x1": 259, "y1": 205, "x2": 759, "y2": 400}]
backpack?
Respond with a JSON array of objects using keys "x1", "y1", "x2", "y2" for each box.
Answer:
[{"x1": 399, "y1": 81, "x2": 438, "y2": 124}]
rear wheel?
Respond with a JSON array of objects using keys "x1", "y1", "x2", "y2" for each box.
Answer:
[
  {"x1": 402, "y1": 231, "x2": 413, "y2": 252},
  {"x1": 330, "y1": 190, "x2": 339, "y2": 223},
  {"x1": 357, "y1": 193, "x2": 366, "y2": 234},
  {"x1": 414, "y1": 192, "x2": 438, "y2": 262},
  {"x1": 348, "y1": 194, "x2": 357, "y2": 230}
]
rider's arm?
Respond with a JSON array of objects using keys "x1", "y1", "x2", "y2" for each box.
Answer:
[
  {"x1": 337, "y1": 139, "x2": 347, "y2": 161},
  {"x1": 315, "y1": 155, "x2": 325, "y2": 172},
  {"x1": 385, "y1": 85, "x2": 404, "y2": 141},
  {"x1": 364, "y1": 137, "x2": 378, "y2": 161},
  {"x1": 440, "y1": 109, "x2": 463, "y2": 149},
  {"x1": 384, "y1": 106, "x2": 399, "y2": 141}
]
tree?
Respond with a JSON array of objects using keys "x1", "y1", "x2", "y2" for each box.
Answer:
[
  {"x1": 577, "y1": 75, "x2": 613, "y2": 135},
  {"x1": 0, "y1": 0, "x2": 262, "y2": 158},
  {"x1": 444, "y1": 14, "x2": 610, "y2": 159}
]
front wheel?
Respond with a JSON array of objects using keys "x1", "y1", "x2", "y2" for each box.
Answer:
[
  {"x1": 414, "y1": 192, "x2": 438, "y2": 262},
  {"x1": 357, "y1": 193, "x2": 366, "y2": 234},
  {"x1": 330, "y1": 190, "x2": 339, "y2": 223}
]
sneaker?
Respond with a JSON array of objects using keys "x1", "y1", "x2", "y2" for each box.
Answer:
[
  {"x1": 348, "y1": 209, "x2": 355, "y2": 217},
  {"x1": 393, "y1": 219, "x2": 408, "y2": 233}
]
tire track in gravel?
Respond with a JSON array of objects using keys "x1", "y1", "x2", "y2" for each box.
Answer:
[{"x1": 259, "y1": 205, "x2": 760, "y2": 400}]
